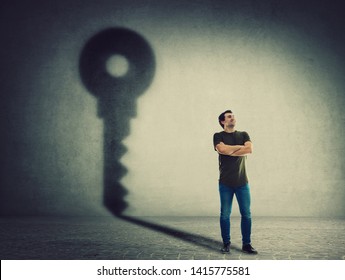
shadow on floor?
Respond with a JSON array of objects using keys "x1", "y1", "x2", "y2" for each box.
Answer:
[{"x1": 118, "y1": 215, "x2": 222, "y2": 252}]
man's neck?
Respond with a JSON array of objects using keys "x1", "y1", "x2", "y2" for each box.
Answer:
[{"x1": 224, "y1": 127, "x2": 235, "y2": 133}]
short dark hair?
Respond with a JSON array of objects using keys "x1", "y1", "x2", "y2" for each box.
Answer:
[{"x1": 218, "y1": 110, "x2": 233, "y2": 128}]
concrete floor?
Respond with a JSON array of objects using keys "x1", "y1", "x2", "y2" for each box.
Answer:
[{"x1": 0, "y1": 216, "x2": 344, "y2": 260}]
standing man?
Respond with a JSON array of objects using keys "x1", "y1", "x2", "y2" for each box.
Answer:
[{"x1": 213, "y1": 110, "x2": 257, "y2": 254}]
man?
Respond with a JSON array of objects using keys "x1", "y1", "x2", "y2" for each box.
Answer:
[{"x1": 213, "y1": 110, "x2": 257, "y2": 254}]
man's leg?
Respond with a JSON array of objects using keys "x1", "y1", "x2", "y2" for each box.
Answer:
[
  {"x1": 219, "y1": 183, "x2": 234, "y2": 252},
  {"x1": 235, "y1": 183, "x2": 257, "y2": 254}
]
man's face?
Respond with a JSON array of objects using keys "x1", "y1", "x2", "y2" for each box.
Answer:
[{"x1": 222, "y1": 112, "x2": 236, "y2": 128}]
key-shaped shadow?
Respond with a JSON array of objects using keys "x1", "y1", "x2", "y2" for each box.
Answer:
[
  {"x1": 79, "y1": 27, "x2": 155, "y2": 215},
  {"x1": 79, "y1": 27, "x2": 220, "y2": 253}
]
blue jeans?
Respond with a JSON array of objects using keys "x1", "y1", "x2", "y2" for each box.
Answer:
[{"x1": 219, "y1": 183, "x2": 252, "y2": 245}]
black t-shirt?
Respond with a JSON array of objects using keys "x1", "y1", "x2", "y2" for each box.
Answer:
[{"x1": 213, "y1": 131, "x2": 251, "y2": 188}]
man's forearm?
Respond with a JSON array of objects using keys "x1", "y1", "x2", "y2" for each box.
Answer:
[
  {"x1": 230, "y1": 145, "x2": 252, "y2": 156},
  {"x1": 216, "y1": 142, "x2": 243, "y2": 156},
  {"x1": 216, "y1": 141, "x2": 253, "y2": 156}
]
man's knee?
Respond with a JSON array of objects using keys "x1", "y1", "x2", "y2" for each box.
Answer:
[
  {"x1": 240, "y1": 209, "x2": 251, "y2": 219},
  {"x1": 220, "y1": 208, "x2": 231, "y2": 219}
]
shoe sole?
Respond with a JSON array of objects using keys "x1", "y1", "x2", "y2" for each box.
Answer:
[{"x1": 241, "y1": 250, "x2": 258, "y2": 254}]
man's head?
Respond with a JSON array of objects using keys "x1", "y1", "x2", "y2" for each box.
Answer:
[{"x1": 218, "y1": 110, "x2": 236, "y2": 129}]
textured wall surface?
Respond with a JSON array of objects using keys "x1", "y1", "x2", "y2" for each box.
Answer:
[{"x1": 1, "y1": 0, "x2": 344, "y2": 217}]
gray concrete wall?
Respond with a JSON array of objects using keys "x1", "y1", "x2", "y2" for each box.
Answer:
[{"x1": 1, "y1": 0, "x2": 344, "y2": 217}]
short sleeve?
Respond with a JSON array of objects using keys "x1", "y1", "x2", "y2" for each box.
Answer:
[
  {"x1": 242, "y1": 131, "x2": 251, "y2": 143},
  {"x1": 213, "y1": 133, "x2": 222, "y2": 150}
]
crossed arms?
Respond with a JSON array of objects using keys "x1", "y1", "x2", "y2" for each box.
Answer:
[{"x1": 215, "y1": 141, "x2": 253, "y2": 156}]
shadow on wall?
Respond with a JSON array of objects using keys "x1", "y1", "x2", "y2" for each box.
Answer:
[
  {"x1": 79, "y1": 27, "x2": 155, "y2": 215},
  {"x1": 79, "y1": 27, "x2": 222, "y2": 252}
]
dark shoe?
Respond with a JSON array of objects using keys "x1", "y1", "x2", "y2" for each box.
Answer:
[
  {"x1": 221, "y1": 242, "x2": 230, "y2": 253},
  {"x1": 242, "y1": 244, "x2": 258, "y2": 254}
]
